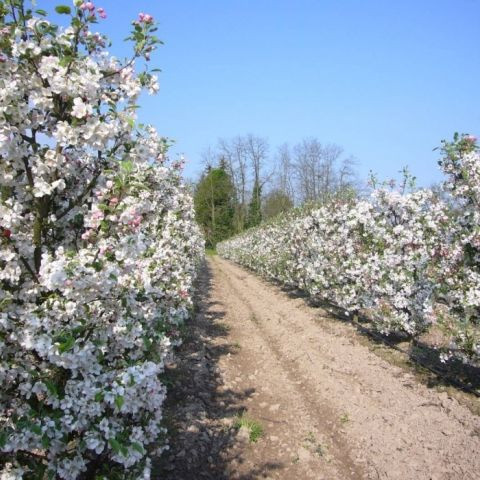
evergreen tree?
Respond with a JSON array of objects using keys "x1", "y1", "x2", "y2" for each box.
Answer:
[
  {"x1": 194, "y1": 163, "x2": 235, "y2": 247},
  {"x1": 247, "y1": 178, "x2": 262, "y2": 228}
]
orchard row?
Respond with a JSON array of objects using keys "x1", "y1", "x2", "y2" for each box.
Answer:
[
  {"x1": 0, "y1": 2, "x2": 203, "y2": 479},
  {"x1": 218, "y1": 135, "x2": 480, "y2": 367}
]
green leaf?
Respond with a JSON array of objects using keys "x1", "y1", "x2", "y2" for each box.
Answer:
[
  {"x1": 121, "y1": 160, "x2": 133, "y2": 173},
  {"x1": 44, "y1": 380, "x2": 58, "y2": 397},
  {"x1": 58, "y1": 335, "x2": 75, "y2": 353},
  {"x1": 131, "y1": 442, "x2": 145, "y2": 454},
  {"x1": 0, "y1": 431, "x2": 8, "y2": 448},
  {"x1": 94, "y1": 391, "x2": 104, "y2": 402},
  {"x1": 41, "y1": 434, "x2": 50, "y2": 448},
  {"x1": 109, "y1": 438, "x2": 123, "y2": 455},
  {"x1": 35, "y1": 9, "x2": 48, "y2": 16},
  {"x1": 100, "y1": 220, "x2": 109, "y2": 233},
  {"x1": 59, "y1": 55, "x2": 73, "y2": 67},
  {"x1": 55, "y1": 5, "x2": 71, "y2": 15},
  {"x1": 114, "y1": 395, "x2": 124, "y2": 410},
  {"x1": 92, "y1": 261, "x2": 104, "y2": 272},
  {"x1": 31, "y1": 424, "x2": 42, "y2": 435}
]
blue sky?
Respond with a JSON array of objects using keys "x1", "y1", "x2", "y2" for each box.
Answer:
[{"x1": 57, "y1": 0, "x2": 479, "y2": 186}]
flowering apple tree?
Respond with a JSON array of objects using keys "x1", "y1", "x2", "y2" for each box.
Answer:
[
  {"x1": 218, "y1": 136, "x2": 480, "y2": 366},
  {"x1": 0, "y1": 1, "x2": 203, "y2": 478},
  {"x1": 436, "y1": 134, "x2": 480, "y2": 363}
]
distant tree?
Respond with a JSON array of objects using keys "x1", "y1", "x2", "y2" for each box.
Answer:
[
  {"x1": 218, "y1": 137, "x2": 249, "y2": 233},
  {"x1": 247, "y1": 178, "x2": 262, "y2": 227},
  {"x1": 194, "y1": 163, "x2": 235, "y2": 247},
  {"x1": 263, "y1": 189, "x2": 294, "y2": 220},
  {"x1": 218, "y1": 134, "x2": 269, "y2": 232},
  {"x1": 287, "y1": 138, "x2": 360, "y2": 204},
  {"x1": 274, "y1": 143, "x2": 295, "y2": 203},
  {"x1": 292, "y1": 139, "x2": 341, "y2": 203}
]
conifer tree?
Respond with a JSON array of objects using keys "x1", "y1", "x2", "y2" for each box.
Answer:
[{"x1": 194, "y1": 162, "x2": 235, "y2": 247}]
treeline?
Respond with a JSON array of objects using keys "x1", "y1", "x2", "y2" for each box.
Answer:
[{"x1": 194, "y1": 134, "x2": 358, "y2": 247}]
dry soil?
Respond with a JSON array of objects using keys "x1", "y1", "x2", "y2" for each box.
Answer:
[{"x1": 156, "y1": 256, "x2": 480, "y2": 480}]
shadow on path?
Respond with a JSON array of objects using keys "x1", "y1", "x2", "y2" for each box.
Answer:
[
  {"x1": 153, "y1": 260, "x2": 282, "y2": 479},
  {"x1": 275, "y1": 281, "x2": 480, "y2": 398}
]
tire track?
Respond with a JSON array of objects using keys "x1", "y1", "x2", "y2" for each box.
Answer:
[{"x1": 212, "y1": 256, "x2": 480, "y2": 480}]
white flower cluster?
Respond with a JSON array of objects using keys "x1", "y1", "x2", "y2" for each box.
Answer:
[
  {"x1": 0, "y1": 3, "x2": 203, "y2": 479},
  {"x1": 218, "y1": 137, "x2": 480, "y2": 366}
]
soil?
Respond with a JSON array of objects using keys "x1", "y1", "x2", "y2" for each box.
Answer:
[{"x1": 155, "y1": 256, "x2": 480, "y2": 480}]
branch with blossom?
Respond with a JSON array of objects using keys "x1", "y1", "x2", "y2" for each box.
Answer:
[{"x1": 0, "y1": 1, "x2": 203, "y2": 478}]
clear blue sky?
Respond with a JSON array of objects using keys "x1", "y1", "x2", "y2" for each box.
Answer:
[{"x1": 57, "y1": 0, "x2": 480, "y2": 186}]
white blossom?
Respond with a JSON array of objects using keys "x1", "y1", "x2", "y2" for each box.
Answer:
[{"x1": 0, "y1": 4, "x2": 204, "y2": 479}]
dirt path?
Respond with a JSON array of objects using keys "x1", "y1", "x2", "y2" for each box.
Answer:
[{"x1": 156, "y1": 257, "x2": 480, "y2": 480}]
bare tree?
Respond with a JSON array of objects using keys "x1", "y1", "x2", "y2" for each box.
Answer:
[
  {"x1": 200, "y1": 146, "x2": 220, "y2": 170},
  {"x1": 218, "y1": 137, "x2": 249, "y2": 232},
  {"x1": 244, "y1": 134, "x2": 268, "y2": 185},
  {"x1": 293, "y1": 138, "x2": 322, "y2": 203},
  {"x1": 197, "y1": 135, "x2": 358, "y2": 230},
  {"x1": 337, "y1": 155, "x2": 361, "y2": 199},
  {"x1": 273, "y1": 143, "x2": 295, "y2": 204},
  {"x1": 292, "y1": 138, "x2": 346, "y2": 203},
  {"x1": 320, "y1": 143, "x2": 343, "y2": 202},
  {"x1": 244, "y1": 134, "x2": 269, "y2": 226}
]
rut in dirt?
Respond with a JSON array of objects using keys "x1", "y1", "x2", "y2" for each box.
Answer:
[{"x1": 156, "y1": 256, "x2": 480, "y2": 480}]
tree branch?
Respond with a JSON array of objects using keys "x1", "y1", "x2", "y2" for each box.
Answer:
[{"x1": 57, "y1": 170, "x2": 101, "y2": 221}]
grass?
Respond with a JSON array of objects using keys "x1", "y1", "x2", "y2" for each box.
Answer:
[
  {"x1": 303, "y1": 431, "x2": 324, "y2": 457},
  {"x1": 205, "y1": 248, "x2": 217, "y2": 256},
  {"x1": 234, "y1": 413, "x2": 263, "y2": 443},
  {"x1": 339, "y1": 413, "x2": 350, "y2": 424}
]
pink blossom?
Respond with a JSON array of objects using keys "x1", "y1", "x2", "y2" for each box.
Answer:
[
  {"x1": 127, "y1": 215, "x2": 142, "y2": 229},
  {"x1": 81, "y1": 230, "x2": 92, "y2": 240},
  {"x1": 466, "y1": 134, "x2": 477, "y2": 143},
  {"x1": 97, "y1": 7, "x2": 107, "y2": 19},
  {"x1": 138, "y1": 12, "x2": 154, "y2": 24},
  {"x1": 92, "y1": 210, "x2": 104, "y2": 221},
  {"x1": 132, "y1": 215, "x2": 142, "y2": 227},
  {"x1": 80, "y1": 2, "x2": 96, "y2": 12}
]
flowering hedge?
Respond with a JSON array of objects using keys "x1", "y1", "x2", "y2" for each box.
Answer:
[
  {"x1": 218, "y1": 135, "x2": 480, "y2": 366},
  {"x1": 0, "y1": 2, "x2": 203, "y2": 478}
]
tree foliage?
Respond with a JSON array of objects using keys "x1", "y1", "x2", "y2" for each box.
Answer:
[
  {"x1": 194, "y1": 164, "x2": 235, "y2": 247},
  {"x1": 247, "y1": 179, "x2": 262, "y2": 228},
  {"x1": 262, "y1": 189, "x2": 294, "y2": 220}
]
